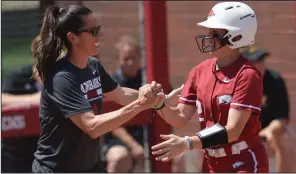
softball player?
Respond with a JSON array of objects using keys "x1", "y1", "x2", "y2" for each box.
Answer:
[{"x1": 151, "y1": 2, "x2": 269, "y2": 172}]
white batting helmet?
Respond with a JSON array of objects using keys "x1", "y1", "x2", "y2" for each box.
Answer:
[{"x1": 196, "y1": 2, "x2": 257, "y2": 53}]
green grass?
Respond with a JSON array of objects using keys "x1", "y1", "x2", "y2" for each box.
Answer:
[{"x1": 2, "y1": 37, "x2": 34, "y2": 78}]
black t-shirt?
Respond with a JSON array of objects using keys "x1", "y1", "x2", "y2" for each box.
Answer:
[
  {"x1": 34, "y1": 57, "x2": 118, "y2": 172},
  {"x1": 260, "y1": 69, "x2": 290, "y2": 129},
  {"x1": 2, "y1": 64, "x2": 39, "y2": 171},
  {"x1": 105, "y1": 68, "x2": 144, "y2": 144}
]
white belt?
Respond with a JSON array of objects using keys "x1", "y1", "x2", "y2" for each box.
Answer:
[{"x1": 206, "y1": 141, "x2": 249, "y2": 158}]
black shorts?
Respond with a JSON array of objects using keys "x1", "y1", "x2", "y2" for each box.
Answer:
[{"x1": 1, "y1": 154, "x2": 33, "y2": 173}]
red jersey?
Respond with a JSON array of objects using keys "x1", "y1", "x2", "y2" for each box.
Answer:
[{"x1": 179, "y1": 57, "x2": 263, "y2": 147}]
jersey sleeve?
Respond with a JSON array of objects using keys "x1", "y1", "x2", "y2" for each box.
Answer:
[
  {"x1": 50, "y1": 72, "x2": 92, "y2": 118},
  {"x1": 230, "y1": 68, "x2": 263, "y2": 113},
  {"x1": 97, "y1": 62, "x2": 118, "y2": 93},
  {"x1": 178, "y1": 68, "x2": 197, "y2": 105}
]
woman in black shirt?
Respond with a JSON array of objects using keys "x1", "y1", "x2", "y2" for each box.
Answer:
[{"x1": 31, "y1": 5, "x2": 166, "y2": 173}]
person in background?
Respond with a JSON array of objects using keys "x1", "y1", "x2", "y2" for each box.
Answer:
[
  {"x1": 241, "y1": 46, "x2": 290, "y2": 172},
  {"x1": 103, "y1": 35, "x2": 145, "y2": 173},
  {"x1": 104, "y1": 35, "x2": 184, "y2": 172},
  {"x1": 2, "y1": 65, "x2": 42, "y2": 108},
  {"x1": 1, "y1": 64, "x2": 41, "y2": 173}
]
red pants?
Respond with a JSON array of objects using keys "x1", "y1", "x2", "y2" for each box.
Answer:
[{"x1": 202, "y1": 143, "x2": 269, "y2": 173}]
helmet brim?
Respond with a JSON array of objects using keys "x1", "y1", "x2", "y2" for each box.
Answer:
[{"x1": 197, "y1": 20, "x2": 241, "y2": 31}]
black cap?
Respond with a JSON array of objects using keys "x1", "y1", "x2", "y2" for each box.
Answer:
[
  {"x1": 241, "y1": 46, "x2": 270, "y2": 62},
  {"x1": 2, "y1": 64, "x2": 38, "y2": 95}
]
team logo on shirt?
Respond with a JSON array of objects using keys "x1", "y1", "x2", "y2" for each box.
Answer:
[
  {"x1": 80, "y1": 76, "x2": 102, "y2": 114},
  {"x1": 232, "y1": 161, "x2": 244, "y2": 169},
  {"x1": 80, "y1": 77, "x2": 101, "y2": 94},
  {"x1": 217, "y1": 94, "x2": 232, "y2": 104},
  {"x1": 84, "y1": 89, "x2": 102, "y2": 101}
]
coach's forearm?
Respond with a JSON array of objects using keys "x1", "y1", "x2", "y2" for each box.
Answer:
[
  {"x1": 90, "y1": 99, "x2": 145, "y2": 138},
  {"x1": 157, "y1": 105, "x2": 190, "y2": 129},
  {"x1": 120, "y1": 87, "x2": 139, "y2": 105}
]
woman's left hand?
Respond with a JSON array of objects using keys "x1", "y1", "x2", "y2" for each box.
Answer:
[{"x1": 151, "y1": 134, "x2": 188, "y2": 162}]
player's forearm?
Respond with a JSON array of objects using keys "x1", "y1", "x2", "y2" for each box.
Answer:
[
  {"x1": 158, "y1": 105, "x2": 190, "y2": 128},
  {"x1": 112, "y1": 127, "x2": 140, "y2": 148},
  {"x1": 188, "y1": 127, "x2": 233, "y2": 150},
  {"x1": 224, "y1": 125, "x2": 241, "y2": 142},
  {"x1": 90, "y1": 99, "x2": 145, "y2": 138},
  {"x1": 190, "y1": 136, "x2": 203, "y2": 149}
]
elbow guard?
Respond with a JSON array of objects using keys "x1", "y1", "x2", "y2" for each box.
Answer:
[{"x1": 196, "y1": 123, "x2": 228, "y2": 149}]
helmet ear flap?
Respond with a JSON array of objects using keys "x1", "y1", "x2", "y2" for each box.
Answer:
[{"x1": 219, "y1": 34, "x2": 232, "y2": 47}]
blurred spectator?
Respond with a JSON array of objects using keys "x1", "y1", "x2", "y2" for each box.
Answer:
[
  {"x1": 103, "y1": 35, "x2": 145, "y2": 172},
  {"x1": 242, "y1": 46, "x2": 290, "y2": 172},
  {"x1": 268, "y1": 123, "x2": 296, "y2": 172},
  {"x1": 1, "y1": 64, "x2": 41, "y2": 172},
  {"x1": 104, "y1": 34, "x2": 198, "y2": 173}
]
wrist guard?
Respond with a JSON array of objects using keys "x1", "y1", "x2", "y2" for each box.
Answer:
[{"x1": 196, "y1": 123, "x2": 228, "y2": 149}]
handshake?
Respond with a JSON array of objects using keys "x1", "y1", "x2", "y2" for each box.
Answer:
[{"x1": 137, "y1": 81, "x2": 184, "y2": 110}]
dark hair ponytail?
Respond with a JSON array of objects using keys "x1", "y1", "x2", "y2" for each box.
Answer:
[
  {"x1": 32, "y1": 5, "x2": 92, "y2": 81},
  {"x1": 32, "y1": 6, "x2": 63, "y2": 81}
]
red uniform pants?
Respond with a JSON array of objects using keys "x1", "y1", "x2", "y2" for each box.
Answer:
[{"x1": 202, "y1": 143, "x2": 269, "y2": 173}]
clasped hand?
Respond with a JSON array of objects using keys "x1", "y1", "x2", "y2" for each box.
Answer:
[
  {"x1": 138, "y1": 81, "x2": 165, "y2": 109},
  {"x1": 138, "y1": 81, "x2": 184, "y2": 109}
]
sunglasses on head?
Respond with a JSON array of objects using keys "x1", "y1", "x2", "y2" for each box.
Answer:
[{"x1": 77, "y1": 25, "x2": 101, "y2": 36}]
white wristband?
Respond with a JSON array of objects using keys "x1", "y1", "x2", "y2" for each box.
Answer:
[{"x1": 184, "y1": 136, "x2": 193, "y2": 150}]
